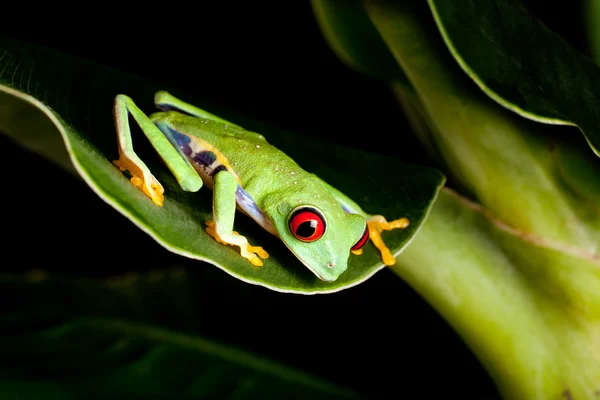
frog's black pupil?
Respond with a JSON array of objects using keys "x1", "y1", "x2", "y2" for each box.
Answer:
[{"x1": 297, "y1": 220, "x2": 317, "y2": 238}]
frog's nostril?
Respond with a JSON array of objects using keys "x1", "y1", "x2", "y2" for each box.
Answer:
[{"x1": 327, "y1": 261, "x2": 334, "y2": 269}]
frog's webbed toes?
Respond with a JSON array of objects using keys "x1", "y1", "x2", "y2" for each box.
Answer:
[
  {"x1": 246, "y1": 244, "x2": 269, "y2": 259},
  {"x1": 366, "y1": 215, "x2": 410, "y2": 266},
  {"x1": 205, "y1": 220, "x2": 269, "y2": 266},
  {"x1": 114, "y1": 154, "x2": 165, "y2": 206},
  {"x1": 134, "y1": 175, "x2": 164, "y2": 207}
]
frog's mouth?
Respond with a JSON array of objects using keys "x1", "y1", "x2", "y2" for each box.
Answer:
[
  {"x1": 301, "y1": 261, "x2": 333, "y2": 282},
  {"x1": 280, "y1": 243, "x2": 336, "y2": 282}
]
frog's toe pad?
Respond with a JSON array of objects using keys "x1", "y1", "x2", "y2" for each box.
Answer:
[
  {"x1": 247, "y1": 245, "x2": 269, "y2": 259},
  {"x1": 244, "y1": 252, "x2": 266, "y2": 267},
  {"x1": 134, "y1": 176, "x2": 165, "y2": 207}
]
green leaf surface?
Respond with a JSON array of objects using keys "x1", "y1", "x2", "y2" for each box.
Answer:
[
  {"x1": 0, "y1": 271, "x2": 359, "y2": 399},
  {"x1": 428, "y1": 0, "x2": 600, "y2": 157},
  {"x1": 0, "y1": 37, "x2": 444, "y2": 294}
]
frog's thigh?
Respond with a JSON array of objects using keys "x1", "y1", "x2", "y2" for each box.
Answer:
[{"x1": 205, "y1": 171, "x2": 269, "y2": 267}]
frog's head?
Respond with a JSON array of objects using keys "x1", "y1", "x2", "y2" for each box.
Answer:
[{"x1": 274, "y1": 197, "x2": 369, "y2": 282}]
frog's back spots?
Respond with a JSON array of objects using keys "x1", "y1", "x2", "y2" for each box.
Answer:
[
  {"x1": 169, "y1": 129, "x2": 193, "y2": 156},
  {"x1": 162, "y1": 125, "x2": 241, "y2": 184},
  {"x1": 194, "y1": 151, "x2": 217, "y2": 167},
  {"x1": 182, "y1": 143, "x2": 192, "y2": 157}
]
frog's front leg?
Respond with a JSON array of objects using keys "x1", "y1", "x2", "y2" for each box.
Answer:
[
  {"x1": 205, "y1": 170, "x2": 269, "y2": 267},
  {"x1": 113, "y1": 94, "x2": 203, "y2": 206},
  {"x1": 364, "y1": 215, "x2": 410, "y2": 266}
]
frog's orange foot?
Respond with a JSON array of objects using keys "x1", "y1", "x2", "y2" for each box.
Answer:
[
  {"x1": 366, "y1": 215, "x2": 410, "y2": 266},
  {"x1": 205, "y1": 220, "x2": 269, "y2": 266},
  {"x1": 114, "y1": 156, "x2": 165, "y2": 206}
]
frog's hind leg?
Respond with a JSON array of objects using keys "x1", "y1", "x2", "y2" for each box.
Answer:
[
  {"x1": 154, "y1": 91, "x2": 241, "y2": 128},
  {"x1": 205, "y1": 170, "x2": 269, "y2": 267},
  {"x1": 113, "y1": 94, "x2": 203, "y2": 206}
]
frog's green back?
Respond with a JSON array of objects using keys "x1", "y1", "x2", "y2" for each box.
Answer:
[{"x1": 152, "y1": 111, "x2": 320, "y2": 201}]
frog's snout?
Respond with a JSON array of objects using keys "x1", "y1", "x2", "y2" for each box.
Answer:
[{"x1": 316, "y1": 260, "x2": 344, "y2": 282}]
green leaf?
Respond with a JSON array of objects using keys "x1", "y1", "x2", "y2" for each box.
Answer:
[
  {"x1": 428, "y1": 0, "x2": 600, "y2": 157},
  {"x1": 0, "y1": 37, "x2": 444, "y2": 294},
  {"x1": 310, "y1": 0, "x2": 410, "y2": 84},
  {"x1": 362, "y1": 0, "x2": 600, "y2": 253},
  {"x1": 585, "y1": 0, "x2": 600, "y2": 63},
  {"x1": 0, "y1": 271, "x2": 359, "y2": 399}
]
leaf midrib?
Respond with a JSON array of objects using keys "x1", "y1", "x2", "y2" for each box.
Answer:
[{"x1": 446, "y1": 188, "x2": 600, "y2": 266}]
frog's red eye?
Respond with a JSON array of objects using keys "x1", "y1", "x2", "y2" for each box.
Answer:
[
  {"x1": 288, "y1": 207, "x2": 326, "y2": 242},
  {"x1": 351, "y1": 224, "x2": 369, "y2": 251}
]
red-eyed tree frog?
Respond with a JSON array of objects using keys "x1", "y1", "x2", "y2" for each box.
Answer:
[{"x1": 112, "y1": 91, "x2": 409, "y2": 282}]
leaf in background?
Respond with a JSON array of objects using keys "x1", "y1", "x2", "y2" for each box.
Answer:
[
  {"x1": 550, "y1": 137, "x2": 600, "y2": 210},
  {"x1": 308, "y1": 0, "x2": 467, "y2": 191},
  {"x1": 0, "y1": 271, "x2": 359, "y2": 399},
  {"x1": 310, "y1": 0, "x2": 411, "y2": 88},
  {"x1": 0, "y1": 37, "x2": 444, "y2": 294},
  {"x1": 311, "y1": 2, "x2": 600, "y2": 398},
  {"x1": 362, "y1": 0, "x2": 600, "y2": 255},
  {"x1": 585, "y1": 0, "x2": 600, "y2": 63},
  {"x1": 428, "y1": 0, "x2": 600, "y2": 157}
]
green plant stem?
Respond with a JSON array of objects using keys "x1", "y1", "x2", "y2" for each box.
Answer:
[{"x1": 394, "y1": 188, "x2": 600, "y2": 400}]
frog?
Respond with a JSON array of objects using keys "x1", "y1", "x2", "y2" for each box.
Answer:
[{"x1": 112, "y1": 91, "x2": 409, "y2": 282}]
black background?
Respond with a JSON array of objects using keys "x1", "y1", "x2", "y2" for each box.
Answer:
[{"x1": 0, "y1": 1, "x2": 588, "y2": 399}]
